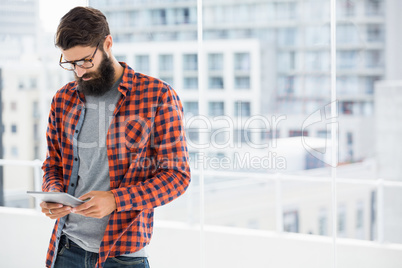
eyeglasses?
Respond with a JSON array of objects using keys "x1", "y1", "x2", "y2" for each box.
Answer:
[{"x1": 59, "y1": 41, "x2": 101, "y2": 71}]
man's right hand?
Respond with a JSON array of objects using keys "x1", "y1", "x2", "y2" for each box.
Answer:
[{"x1": 40, "y1": 202, "x2": 72, "y2": 220}]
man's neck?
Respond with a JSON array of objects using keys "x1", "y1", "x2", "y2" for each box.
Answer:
[{"x1": 111, "y1": 58, "x2": 124, "y2": 83}]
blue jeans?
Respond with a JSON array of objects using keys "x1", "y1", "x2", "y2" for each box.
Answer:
[{"x1": 54, "y1": 235, "x2": 150, "y2": 268}]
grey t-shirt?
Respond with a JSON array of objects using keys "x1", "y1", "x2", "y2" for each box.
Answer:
[{"x1": 63, "y1": 77, "x2": 148, "y2": 257}]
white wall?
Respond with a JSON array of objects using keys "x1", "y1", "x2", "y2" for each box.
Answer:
[{"x1": 1, "y1": 207, "x2": 402, "y2": 268}]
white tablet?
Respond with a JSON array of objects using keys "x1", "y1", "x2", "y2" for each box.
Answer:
[{"x1": 27, "y1": 191, "x2": 86, "y2": 207}]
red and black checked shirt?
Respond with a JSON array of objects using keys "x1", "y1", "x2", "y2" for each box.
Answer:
[{"x1": 42, "y1": 63, "x2": 191, "y2": 268}]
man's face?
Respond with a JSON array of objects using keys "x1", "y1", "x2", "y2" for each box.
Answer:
[{"x1": 61, "y1": 45, "x2": 115, "y2": 96}]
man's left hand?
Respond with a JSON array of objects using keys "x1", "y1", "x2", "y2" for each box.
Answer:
[{"x1": 71, "y1": 191, "x2": 117, "y2": 218}]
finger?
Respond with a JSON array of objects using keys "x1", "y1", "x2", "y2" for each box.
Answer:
[
  {"x1": 42, "y1": 202, "x2": 64, "y2": 210},
  {"x1": 72, "y1": 201, "x2": 93, "y2": 213},
  {"x1": 78, "y1": 191, "x2": 96, "y2": 201},
  {"x1": 48, "y1": 209, "x2": 71, "y2": 220},
  {"x1": 45, "y1": 206, "x2": 71, "y2": 219}
]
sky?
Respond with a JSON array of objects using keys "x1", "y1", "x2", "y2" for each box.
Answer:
[{"x1": 39, "y1": 0, "x2": 88, "y2": 32}]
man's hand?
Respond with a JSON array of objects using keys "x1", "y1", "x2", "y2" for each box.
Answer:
[
  {"x1": 40, "y1": 202, "x2": 72, "y2": 220},
  {"x1": 71, "y1": 191, "x2": 117, "y2": 219}
]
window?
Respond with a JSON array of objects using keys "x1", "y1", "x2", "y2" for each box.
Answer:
[
  {"x1": 234, "y1": 128, "x2": 252, "y2": 145},
  {"x1": 183, "y1": 101, "x2": 199, "y2": 116},
  {"x1": 209, "y1": 77, "x2": 224, "y2": 90},
  {"x1": 356, "y1": 201, "x2": 364, "y2": 239},
  {"x1": 338, "y1": 0, "x2": 356, "y2": 17},
  {"x1": 183, "y1": 54, "x2": 198, "y2": 71},
  {"x1": 135, "y1": 55, "x2": 150, "y2": 73},
  {"x1": 318, "y1": 209, "x2": 328, "y2": 236},
  {"x1": 234, "y1": 53, "x2": 250, "y2": 71},
  {"x1": 278, "y1": 76, "x2": 295, "y2": 95},
  {"x1": 10, "y1": 102, "x2": 17, "y2": 111},
  {"x1": 341, "y1": 101, "x2": 354, "y2": 115},
  {"x1": 337, "y1": 50, "x2": 358, "y2": 69},
  {"x1": 33, "y1": 101, "x2": 39, "y2": 118},
  {"x1": 11, "y1": 124, "x2": 17, "y2": 134},
  {"x1": 283, "y1": 209, "x2": 299, "y2": 233},
  {"x1": 208, "y1": 102, "x2": 224, "y2": 116},
  {"x1": 159, "y1": 54, "x2": 174, "y2": 72},
  {"x1": 234, "y1": 76, "x2": 250, "y2": 89},
  {"x1": 367, "y1": 25, "x2": 383, "y2": 42},
  {"x1": 275, "y1": 2, "x2": 297, "y2": 20},
  {"x1": 151, "y1": 9, "x2": 167, "y2": 25},
  {"x1": 289, "y1": 130, "x2": 308, "y2": 137},
  {"x1": 338, "y1": 205, "x2": 347, "y2": 237},
  {"x1": 11, "y1": 146, "x2": 18, "y2": 157},
  {"x1": 277, "y1": 28, "x2": 298, "y2": 46},
  {"x1": 366, "y1": 50, "x2": 383, "y2": 68},
  {"x1": 366, "y1": 0, "x2": 382, "y2": 16},
  {"x1": 183, "y1": 77, "x2": 198, "y2": 90},
  {"x1": 208, "y1": 53, "x2": 224, "y2": 71},
  {"x1": 234, "y1": 101, "x2": 251, "y2": 117}
]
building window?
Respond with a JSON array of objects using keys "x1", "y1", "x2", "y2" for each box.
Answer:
[
  {"x1": 208, "y1": 102, "x2": 224, "y2": 116},
  {"x1": 11, "y1": 102, "x2": 17, "y2": 111},
  {"x1": 277, "y1": 27, "x2": 298, "y2": 46},
  {"x1": 159, "y1": 54, "x2": 174, "y2": 72},
  {"x1": 234, "y1": 101, "x2": 251, "y2": 117},
  {"x1": 183, "y1": 101, "x2": 199, "y2": 116},
  {"x1": 234, "y1": 76, "x2": 250, "y2": 89},
  {"x1": 151, "y1": 9, "x2": 167, "y2": 25},
  {"x1": 278, "y1": 76, "x2": 295, "y2": 95},
  {"x1": 183, "y1": 54, "x2": 198, "y2": 71},
  {"x1": 209, "y1": 77, "x2": 224, "y2": 89},
  {"x1": 234, "y1": 53, "x2": 251, "y2": 71},
  {"x1": 337, "y1": 50, "x2": 358, "y2": 69},
  {"x1": 365, "y1": 0, "x2": 382, "y2": 16},
  {"x1": 289, "y1": 130, "x2": 308, "y2": 137},
  {"x1": 186, "y1": 128, "x2": 199, "y2": 144},
  {"x1": 261, "y1": 129, "x2": 280, "y2": 141},
  {"x1": 341, "y1": 101, "x2": 354, "y2": 115},
  {"x1": 318, "y1": 209, "x2": 328, "y2": 236},
  {"x1": 135, "y1": 55, "x2": 150, "y2": 73},
  {"x1": 338, "y1": 0, "x2": 356, "y2": 17},
  {"x1": 338, "y1": 205, "x2": 347, "y2": 237},
  {"x1": 11, "y1": 124, "x2": 17, "y2": 134},
  {"x1": 234, "y1": 128, "x2": 252, "y2": 145},
  {"x1": 11, "y1": 146, "x2": 19, "y2": 157},
  {"x1": 367, "y1": 24, "x2": 383, "y2": 42},
  {"x1": 275, "y1": 2, "x2": 297, "y2": 20},
  {"x1": 183, "y1": 77, "x2": 198, "y2": 90},
  {"x1": 208, "y1": 53, "x2": 224, "y2": 71},
  {"x1": 356, "y1": 201, "x2": 365, "y2": 239},
  {"x1": 283, "y1": 209, "x2": 299, "y2": 233},
  {"x1": 30, "y1": 78, "x2": 37, "y2": 89},
  {"x1": 366, "y1": 50, "x2": 383, "y2": 68}
]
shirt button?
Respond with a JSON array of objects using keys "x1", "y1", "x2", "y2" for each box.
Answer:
[
  {"x1": 75, "y1": 130, "x2": 79, "y2": 133},
  {"x1": 74, "y1": 158, "x2": 78, "y2": 161},
  {"x1": 71, "y1": 183, "x2": 75, "y2": 187}
]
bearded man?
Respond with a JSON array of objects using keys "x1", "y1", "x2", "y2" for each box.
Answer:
[{"x1": 40, "y1": 6, "x2": 190, "y2": 268}]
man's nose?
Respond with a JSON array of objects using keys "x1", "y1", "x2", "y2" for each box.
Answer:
[{"x1": 74, "y1": 65, "x2": 87, "y2": 78}]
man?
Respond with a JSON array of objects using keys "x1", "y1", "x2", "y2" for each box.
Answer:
[{"x1": 40, "y1": 6, "x2": 190, "y2": 268}]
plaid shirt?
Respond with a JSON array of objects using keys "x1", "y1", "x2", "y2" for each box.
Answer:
[{"x1": 42, "y1": 63, "x2": 191, "y2": 268}]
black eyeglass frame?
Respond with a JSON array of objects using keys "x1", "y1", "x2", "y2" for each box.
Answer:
[{"x1": 59, "y1": 40, "x2": 102, "y2": 71}]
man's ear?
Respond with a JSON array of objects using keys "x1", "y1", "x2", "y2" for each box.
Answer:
[{"x1": 103, "y1": 35, "x2": 113, "y2": 54}]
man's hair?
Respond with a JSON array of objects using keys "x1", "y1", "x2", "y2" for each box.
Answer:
[{"x1": 55, "y1": 6, "x2": 110, "y2": 50}]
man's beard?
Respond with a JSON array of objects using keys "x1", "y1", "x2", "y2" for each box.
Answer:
[{"x1": 75, "y1": 52, "x2": 116, "y2": 97}]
